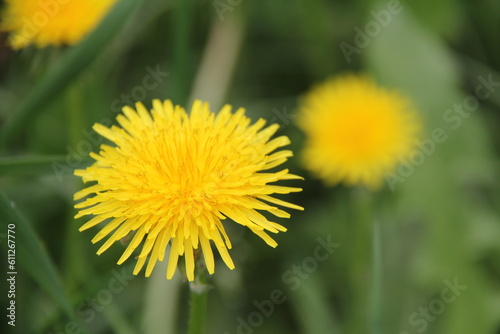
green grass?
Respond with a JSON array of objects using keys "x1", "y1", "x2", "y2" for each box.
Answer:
[{"x1": 0, "y1": 1, "x2": 499, "y2": 334}]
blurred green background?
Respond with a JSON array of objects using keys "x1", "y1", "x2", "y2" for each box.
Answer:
[{"x1": 1, "y1": 0, "x2": 499, "y2": 333}]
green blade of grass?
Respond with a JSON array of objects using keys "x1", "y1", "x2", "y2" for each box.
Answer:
[
  {"x1": 171, "y1": 0, "x2": 193, "y2": 105},
  {"x1": 0, "y1": 192, "x2": 85, "y2": 330},
  {"x1": 0, "y1": 0, "x2": 142, "y2": 149},
  {"x1": 0, "y1": 155, "x2": 74, "y2": 175},
  {"x1": 371, "y1": 221, "x2": 383, "y2": 334},
  {"x1": 289, "y1": 275, "x2": 341, "y2": 334}
]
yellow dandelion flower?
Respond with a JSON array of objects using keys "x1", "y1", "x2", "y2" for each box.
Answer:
[
  {"x1": 1, "y1": 0, "x2": 117, "y2": 49},
  {"x1": 297, "y1": 74, "x2": 420, "y2": 188},
  {"x1": 74, "y1": 100, "x2": 303, "y2": 281}
]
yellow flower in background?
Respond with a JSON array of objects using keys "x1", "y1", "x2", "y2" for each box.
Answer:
[
  {"x1": 297, "y1": 74, "x2": 420, "y2": 189},
  {"x1": 74, "y1": 100, "x2": 303, "y2": 281},
  {"x1": 1, "y1": 0, "x2": 117, "y2": 49}
]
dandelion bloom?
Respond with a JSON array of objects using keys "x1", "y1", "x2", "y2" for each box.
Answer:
[
  {"x1": 1, "y1": 0, "x2": 117, "y2": 49},
  {"x1": 74, "y1": 100, "x2": 303, "y2": 281},
  {"x1": 297, "y1": 74, "x2": 420, "y2": 188}
]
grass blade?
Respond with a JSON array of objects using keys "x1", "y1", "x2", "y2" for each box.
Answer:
[
  {"x1": 289, "y1": 276, "x2": 341, "y2": 334},
  {"x1": 0, "y1": 0, "x2": 142, "y2": 148},
  {"x1": 0, "y1": 192, "x2": 83, "y2": 329},
  {"x1": 0, "y1": 155, "x2": 77, "y2": 176}
]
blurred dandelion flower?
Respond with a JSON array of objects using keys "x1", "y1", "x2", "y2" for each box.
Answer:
[
  {"x1": 74, "y1": 100, "x2": 303, "y2": 281},
  {"x1": 297, "y1": 74, "x2": 420, "y2": 188},
  {"x1": 1, "y1": 0, "x2": 117, "y2": 49}
]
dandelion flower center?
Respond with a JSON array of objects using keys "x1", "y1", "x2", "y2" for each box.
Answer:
[{"x1": 74, "y1": 100, "x2": 303, "y2": 281}]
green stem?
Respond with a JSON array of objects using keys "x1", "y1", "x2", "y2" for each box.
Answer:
[
  {"x1": 64, "y1": 83, "x2": 88, "y2": 290},
  {"x1": 346, "y1": 188, "x2": 383, "y2": 334},
  {"x1": 371, "y1": 221, "x2": 383, "y2": 334},
  {"x1": 0, "y1": 155, "x2": 69, "y2": 175},
  {"x1": 67, "y1": 82, "x2": 85, "y2": 148},
  {"x1": 346, "y1": 188, "x2": 372, "y2": 334},
  {"x1": 172, "y1": 0, "x2": 193, "y2": 105},
  {"x1": 187, "y1": 267, "x2": 208, "y2": 334}
]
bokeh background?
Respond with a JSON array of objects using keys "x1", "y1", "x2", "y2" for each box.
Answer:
[{"x1": 1, "y1": 0, "x2": 499, "y2": 333}]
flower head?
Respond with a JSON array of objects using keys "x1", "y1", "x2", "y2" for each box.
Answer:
[
  {"x1": 1, "y1": 0, "x2": 117, "y2": 49},
  {"x1": 297, "y1": 74, "x2": 420, "y2": 188},
  {"x1": 74, "y1": 100, "x2": 303, "y2": 281}
]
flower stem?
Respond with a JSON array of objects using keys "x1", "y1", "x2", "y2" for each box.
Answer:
[
  {"x1": 345, "y1": 188, "x2": 371, "y2": 334},
  {"x1": 172, "y1": 0, "x2": 193, "y2": 105},
  {"x1": 345, "y1": 188, "x2": 384, "y2": 334},
  {"x1": 371, "y1": 221, "x2": 383, "y2": 334},
  {"x1": 187, "y1": 267, "x2": 208, "y2": 334}
]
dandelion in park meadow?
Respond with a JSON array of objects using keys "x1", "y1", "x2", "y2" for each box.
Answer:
[
  {"x1": 297, "y1": 74, "x2": 420, "y2": 188},
  {"x1": 74, "y1": 99, "x2": 303, "y2": 281},
  {"x1": 1, "y1": 0, "x2": 117, "y2": 49}
]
